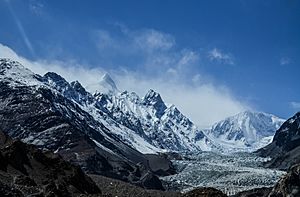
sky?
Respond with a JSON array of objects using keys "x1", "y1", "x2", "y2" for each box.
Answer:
[{"x1": 0, "y1": 0, "x2": 300, "y2": 128}]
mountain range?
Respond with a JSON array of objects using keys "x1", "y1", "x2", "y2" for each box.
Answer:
[
  {"x1": 0, "y1": 58, "x2": 286, "y2": 155},
  {"x1": 1, "y1": 58, "x2": 300, "y2": 197}
]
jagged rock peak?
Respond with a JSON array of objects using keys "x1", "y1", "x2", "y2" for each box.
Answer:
[
  {"x1": 43, "y1": 72, "x2": 70, "y2": 90},
  {"x1": 44, "y1": 72, "x2": 66, "y2": 83},
  {"x1": 143, "y1": 89, "x2": 164, "y2": 105},
  {"x1": 143, "y1": 89, "x2": 167, "y2": 118}
]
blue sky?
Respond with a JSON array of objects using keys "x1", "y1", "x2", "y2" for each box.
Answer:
[{"x1": 0, "y1": 0, "x2": 300, "y2": 126}]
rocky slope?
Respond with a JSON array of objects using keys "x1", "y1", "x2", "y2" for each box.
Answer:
[
  {"x1": 91, "y1": 174, "x2": 228, "y2": 197},
  {"x1": 268, "y1": 163, "x2": 300, "y2": 196},
  {"x1": 207, "y1": 111, "x2": 285, "y2": 152},
  {"x1": 0, "y1": 130, "x2": 101, "y2": 196},
  {"x1": 0, "y1": 128, "x2": 226, "y2": 197},
  {"x1": 0, "y1": 58, "x2": 168, "y2": 190},
  {"x1": 233, "y1": 187, "x2": 272, "y2": 197},
  {"x1": 257, "y1": 112, "x2": 300, "y2": 170}
]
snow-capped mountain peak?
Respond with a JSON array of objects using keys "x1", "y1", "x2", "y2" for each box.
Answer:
[
  {"x1": 0, "y1": 58, "x2": 42, "y2": 86},
  {"x1": 44, "y1": 72, "x2": 70, "y2": 90},
  {"x1": 85, "y1": 73, "x2": 119, "y2": 95},
  {"x1": 207, "y1": 110, "x2": 285, "y2": 152},
  {"x1": 98, "y1": 73, "x2": 118, "y2": 94},
  {"x1": 143, "y1": 89, "x2": 167, "y2": 118},
  {"x1": 101, "y1": 73, "x2": 117, "y2": 88}
]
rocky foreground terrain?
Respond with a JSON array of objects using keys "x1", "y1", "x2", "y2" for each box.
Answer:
[
  {"x1": 0, "y1": 129, "x2": 229, "y2": 197},
  {"x1": 0, "y1": 130, "x2": 101, "y2": 196},
  {"x1": 0, "y1": 127, "x2": 299, "y2": 197}
]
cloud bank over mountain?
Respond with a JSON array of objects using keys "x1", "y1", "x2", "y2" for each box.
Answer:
[{"x1": 0, "y1": 38, "x2": 248, "y2": 128}]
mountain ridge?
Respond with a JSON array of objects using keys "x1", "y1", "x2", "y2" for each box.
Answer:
[{"x1": 0, "y1": 58, "x2": 285, "y2": 155}]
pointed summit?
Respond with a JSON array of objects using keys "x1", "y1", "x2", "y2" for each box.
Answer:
[
  {"x1": 143, "y1": 89, "x2": 167, "y2": 117},
  {"x1": 44, "y1": 72, "x2": 68, "y2": 84},
  {"x1": 143, "y1": 89, "x2": 164, "y2": 105},
  {"x1": 100, "y1": 73, "x2": 117, "y2": 90},
  {"x1": 43, "y1": 72, "x2": 70, "y2": 91},
  {"x1": 86, "y1": 73, "x2": 119, "y2": 94},
  {"x1": 91, "y1": 73, "x2": 119, "y2": 94}
]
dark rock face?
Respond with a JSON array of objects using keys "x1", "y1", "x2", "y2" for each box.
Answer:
[
  {"x1": 145, "y1": 154, "x2": 177, "y2": 176},
  {"x1": 0, "y1": 59, "x2": 165, "y2": 190},
  {"x1": 0, "y1": 181, "x2": 23, "y2": 197},
  {"x1": 233, "y1": 187, "x2": 272, "y2": 197},
  {"x1": 257, "y1": 112, "x2": 300, "y2": 170},
  {"x1": 269, "y1": 164, "x2": 300, "y2": 197},
  {"x1": 143, "y1": 89, "x2": 167, "y2": 118},
  {"x1": 182, "y1": 187, "x2": 227, "y2": 197},
  {"x1": 0, "y1": 130, "x2": 101, "y2": 196}
]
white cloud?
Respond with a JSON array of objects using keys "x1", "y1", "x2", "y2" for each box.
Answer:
[
  {"x1": 95, "y1": 28, "x2": 175, "y2": 53},
  {"x1": 133, "y1": 29, "x2": 175, "y2": 51},
  {"x1": 0, "y1": 33, "x2": 249, "y2": 128},
  {"x1": 290, "y1": 102, "x2": 300, "y2": 110},
  {"x1": 0, "y1": 43, "x2": 105, "y2": 86},
  {"x1": 93, "y1": 28, "x2": 202, "y2": 86},
  {"x1": 280, "y1": 57, "x2": 291, "y2": 65},
  {"x1": 208, "y1": 48, "x2": 234, "y2": 65}
]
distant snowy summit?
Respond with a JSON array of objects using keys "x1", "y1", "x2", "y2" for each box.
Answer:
[
  {"x1": 206, "y1": 110, "x2": 285, "y2": 152},
  {"x1": 87, "y1": 73, "x2": 119, "y2": 94}
]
